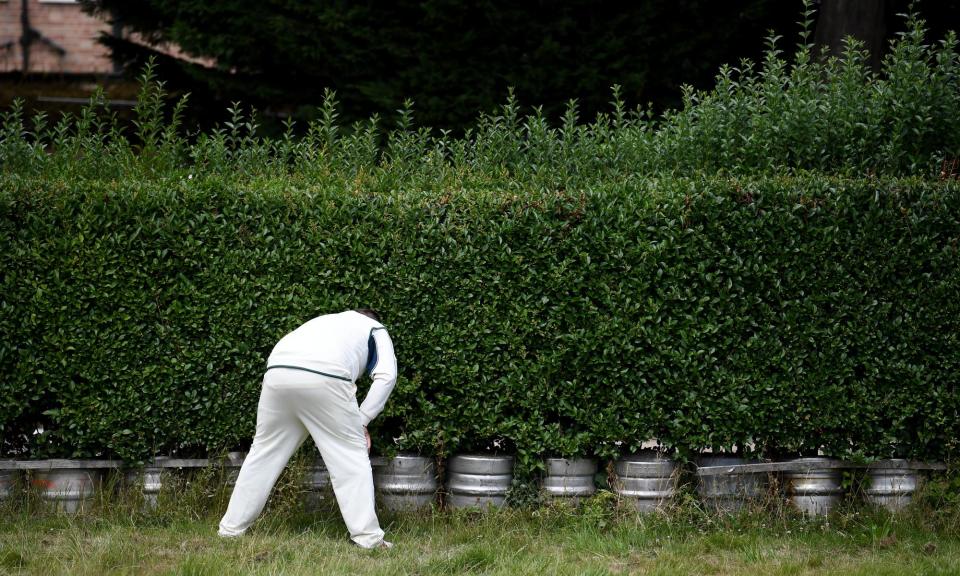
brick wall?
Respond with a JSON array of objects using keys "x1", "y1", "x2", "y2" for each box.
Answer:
[
  {"x1": 0, "y1": 0, "x2": 213, "y2": 75},
  {"x1": 0, "y1": 0, "x2": 114, "y2": 74}
]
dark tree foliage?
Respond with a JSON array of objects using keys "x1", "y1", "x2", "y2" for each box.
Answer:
[
  {"x1": 79, "y1": 1, "x2": 801, "y2": 129},
  {"x1": 79, "y1": 1, "x2": 958, "y2": 131},
  {"x1": 813, "y1": 0, "x2": 960, "y2": 71},
  {"x1": 814, "y1": 0, "x2": 889, "y2": 70}
]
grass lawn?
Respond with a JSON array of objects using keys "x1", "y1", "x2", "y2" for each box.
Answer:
[{"x1": 2, "y1": 490, "x2": 959, "y2": 576}]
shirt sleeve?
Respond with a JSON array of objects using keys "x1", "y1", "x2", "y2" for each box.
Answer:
[{"x1": 358, "y1": 327, "x2": 398, "y2": 426}]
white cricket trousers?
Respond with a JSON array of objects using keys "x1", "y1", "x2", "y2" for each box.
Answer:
[{"x1": 218, "y1": 368, "x2": 385, "y2": 547}]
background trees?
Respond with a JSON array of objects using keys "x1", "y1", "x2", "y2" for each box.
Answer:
[
  {"x1": 78, "y1": 1, "x2": 960, "y2": 131},
  {"x1": 76, "y1": 1, "x2": 800, "y2": 129}
]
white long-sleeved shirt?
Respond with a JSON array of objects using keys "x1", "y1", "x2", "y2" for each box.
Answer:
[{"x1": 266, "y1": 310, "x2": 398, "y2": 426}]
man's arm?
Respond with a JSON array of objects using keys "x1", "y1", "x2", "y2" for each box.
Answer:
[{"x1": 359, "y1": 328, "x2": 398, "y2": 426}]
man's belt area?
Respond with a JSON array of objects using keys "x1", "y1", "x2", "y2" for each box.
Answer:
[{"x1": 265, "y1": 365, "x2": 352, "y2": 382}]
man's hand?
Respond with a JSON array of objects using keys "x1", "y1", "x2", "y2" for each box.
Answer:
[{"x1": 364, "y1": 426, "x2": 371, "y2": 453}]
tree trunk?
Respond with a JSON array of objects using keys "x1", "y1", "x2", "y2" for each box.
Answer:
[{"x1": 814, "y1": 0, "x2": 887, "y2": 69}]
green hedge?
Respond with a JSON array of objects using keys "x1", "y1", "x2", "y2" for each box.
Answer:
[
  {"x1": 2, "y1": 174, "x2": 958, "y2": 466},
  {"x1": 3, "y1": 14, "x2": 959, "y2": 186},
  {"x1": 2, "y1": 15, "x2": 958, "y2": 467}
]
